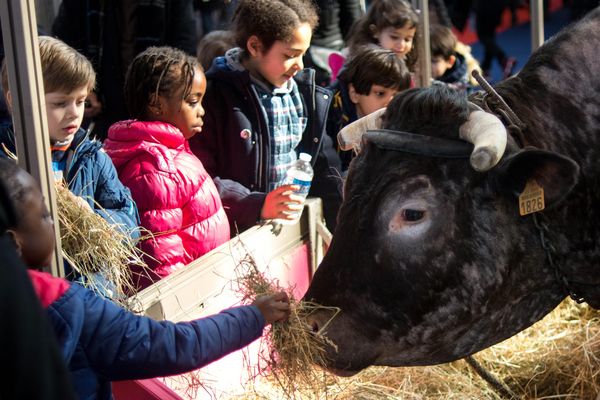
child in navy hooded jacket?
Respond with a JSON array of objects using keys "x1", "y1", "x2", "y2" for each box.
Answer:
[{"x1": 0, "y1": 158, "x2": 290, "y2": 400}]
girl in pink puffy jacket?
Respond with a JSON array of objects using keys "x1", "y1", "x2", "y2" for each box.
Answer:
[{"x1": 104, "y1": 46, "x2": 230, "y2": 291}]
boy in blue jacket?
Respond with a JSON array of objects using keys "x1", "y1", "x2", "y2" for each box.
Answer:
[
  {"x1": 1, "y1": 36, "x2": 139, "y2": 290},
  {"x1": 0, "y1": 36, "x2": 138, "y2": 236},
  {"x1": 0, "y1": 158, "x2": 291, "y2": 400}
]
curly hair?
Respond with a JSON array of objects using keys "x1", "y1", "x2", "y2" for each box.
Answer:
[
  {"x1": 347, "y1": 0, "x2": 419, "y2": 71},
  {"x1": 124, "y1": 46, "x2": 200, "y2": 120},
  {"x1": 232, "y1": 0, "x2": 318, "y2": 56}
]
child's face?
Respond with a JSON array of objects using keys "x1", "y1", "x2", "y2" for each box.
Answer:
[
  {"x1": 44, "y1": 86, "x2": 88, "y2": 143},
  {"x1": 349, "y1": 84, "x2": 399, "y2": 118},
  {"x1": 248, "y1": 22, "x2": 312, "y2": 88},
  {"x1": 431, "y1": 55, "x2": 455, "y2": 79},
  {"x1": 9, "y1": 170, "x2": 55, "y2": 269},
  {"x1": 157, "y1": 68, "x2": 206, "y2": 139},
  {"x1": 375, "y1": 25, "x2": 416, "y2": 59}
]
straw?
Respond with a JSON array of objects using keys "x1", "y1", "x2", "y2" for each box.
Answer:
[
  {"x1": 233, "y1": 251, "x2": 340, "y2": 399},
  {"x1": 55, "y1": 184, "x2": 147, "y2": 306},
  {"x1": 231, "y1": 299, "x2": 599, "y2": 399}
]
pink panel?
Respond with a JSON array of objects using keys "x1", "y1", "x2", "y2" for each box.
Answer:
[{"x1": 116, "y1": 243, "x2": 312, "y2": 399}]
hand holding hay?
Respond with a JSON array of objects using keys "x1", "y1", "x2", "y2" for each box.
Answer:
[
  {"x1": 235, "y1": 253, "x2": 340, "y2": 399},
  {"x1": 253, "y1": 291, "x2": 291, "y2": 324}
]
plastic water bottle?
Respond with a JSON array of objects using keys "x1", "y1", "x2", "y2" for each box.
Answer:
[{"x1": 278, "y1": 152, "x2": 314, "y2": 225}]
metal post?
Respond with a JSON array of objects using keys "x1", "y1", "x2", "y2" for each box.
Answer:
[
  {"x1": 531, "y1": 0, "x2": 545, "y2": 51},
  {"x1": 412, "y1": 0, "x2": 431, "y2": 87},
  {"x1": 0, "y1": 0, "x2": 65, "y2": 276}
]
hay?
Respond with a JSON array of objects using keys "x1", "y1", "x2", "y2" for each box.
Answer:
[
  {"x1": 231, "y1": 299, "x2": 600, "y2": 399},
  {"x1": 234, "y1": 252, "x2": 340, "y2": 399},
  {"x1": 55, "y1": 184, "x2": 146, "y2": 305}
]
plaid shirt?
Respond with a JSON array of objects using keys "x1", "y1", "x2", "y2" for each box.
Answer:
[{"x1": 252, "y1": 79, "x2": 305, "y2": 190}]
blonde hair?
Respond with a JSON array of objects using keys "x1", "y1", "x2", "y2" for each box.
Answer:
[{"x1": 38, "y1": 36, "x2": 95, "y2": 94}]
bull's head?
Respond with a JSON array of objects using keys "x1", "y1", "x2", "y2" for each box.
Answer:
[{"x1": 304, "y1": 86, "x2": 579, "y2": 375}]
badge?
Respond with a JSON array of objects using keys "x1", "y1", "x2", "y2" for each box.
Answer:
[{"x1": 240, "y1": 129, "x2": 251, "y2": 140}]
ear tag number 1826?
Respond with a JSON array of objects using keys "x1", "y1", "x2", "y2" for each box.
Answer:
[{"x1": 519, "y1": 180, "x2": 545, "y2": 216}]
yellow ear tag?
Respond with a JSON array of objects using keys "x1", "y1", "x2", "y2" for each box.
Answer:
[{"x1": 519, "y1": 180, "x2": 545, "y2": 216}]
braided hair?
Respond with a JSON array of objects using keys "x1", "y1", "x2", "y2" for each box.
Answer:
[{"x1": 124, "y1": 46, "x2": 200, "y2": 120}]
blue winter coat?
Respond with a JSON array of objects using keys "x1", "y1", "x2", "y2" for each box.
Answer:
[
  {"x1": 189, "y1": 59, "x2": 343, "y2": 232},
  {"x1": 29, "y1": 269, "x2": 265, "y2": 400}
]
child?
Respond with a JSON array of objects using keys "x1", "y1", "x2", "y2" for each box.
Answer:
[
  {"x1": 429, "y1": 24, "x2": 472, "y2": 92},
  {"x1": 197, "y1": 29, "x2": 236, "y2": 71},
  {"x1": 103, "y1": 46, "x2": 230, "y2": 291},
  {"x1": 0, "y1": 157, "x2": 291, "y2": 400},
  {"x1": 327, "y1": 46, "x2": 411, "y2": 170},
  {"x1": 0, "y1": 177, "x2": 75, "y2": 400},
  {"x1": 188, "y1": 0, "x2": 343, "y2": 232},
  {"x1": 346, "y1": 0, "x2": 419, "y2": 72},
  {"x1": 0, "y1": 36, "x2": 139, "y2": 277}
]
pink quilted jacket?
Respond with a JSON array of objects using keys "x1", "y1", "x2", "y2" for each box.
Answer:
[{"x1": 104, "y1": 120, "x2": 230, "y2": 290}]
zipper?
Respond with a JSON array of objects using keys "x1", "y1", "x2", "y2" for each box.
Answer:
[{"x1": 247, "y1": 84, "x2": 267, "y2": 190}]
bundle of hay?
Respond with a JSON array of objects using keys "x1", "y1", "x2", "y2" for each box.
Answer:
[
  {"x1": 55, "y1": 184, "x2": 146, "y2": 305},
  {"x1": 233, "y1": 300, "x2": 600, "y2": 399},
  {"x1": 234, "y1": 253, "x2": 340, "y2": 399}
]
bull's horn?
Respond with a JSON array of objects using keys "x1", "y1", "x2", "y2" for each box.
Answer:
[
  {"x1": 459, "y1": 110, "x2": 507, "y2": 171},
  {"x1": 337, "y1": 107, "x2": 386, "y2": 151}
]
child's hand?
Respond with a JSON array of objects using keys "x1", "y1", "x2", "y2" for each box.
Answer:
[
  {"x1": 261, "y1": 185, "x2": 304, "y2": 220},
  {"x1": 253, "y1": 291, "x2": 291, "y2": 324}
]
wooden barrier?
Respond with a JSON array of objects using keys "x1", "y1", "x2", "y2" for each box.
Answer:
[{"x1": 114, "y1": 198, "x2": 329, "y2": 399}]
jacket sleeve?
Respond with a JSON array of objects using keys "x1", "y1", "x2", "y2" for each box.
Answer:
[
  {"x1": 306, "y1": 85, "x2": 344, "y2": 233},
  {"x1": 92, "y1": 151, "x2": 140, "y2": 239},
  {"x1": 189, "y1": 82, "x2": 266, "y2": 233},
  {"x1": 213, "y1": 177, "x2": 267, "y2": 234},
  {"x1": 50, "y1": 284, "x2": 265, "y2": 380}
]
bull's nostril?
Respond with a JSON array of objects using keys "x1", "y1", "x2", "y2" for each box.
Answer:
[{"x1": 311, "y1": 321, "x2": 319, "y2": 333}]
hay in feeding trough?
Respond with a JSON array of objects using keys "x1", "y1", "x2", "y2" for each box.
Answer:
[
  {"x1": 231, "y1": 299, "x2": 600, "y2": 399},
  {"x1": 55, "y1": 184, "x2": 147, "y2": 306},
  {"x1": 234, "y1": 252, "x2": 340, "y2": 399}
]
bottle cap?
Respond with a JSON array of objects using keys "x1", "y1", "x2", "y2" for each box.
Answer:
[{"x1": 299, "y1": 153, "x2": 312, "y2": 162}]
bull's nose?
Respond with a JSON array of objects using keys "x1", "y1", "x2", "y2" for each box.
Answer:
[
  {"x1": 305, "y1": 308, "x2": 337, "y2": 335},
  {"x1": 310, "y1": 319, "x2": 320, "y2": 333},
  {"x1": 305, "y1": 314, "x2": 321, "y2": 334}
]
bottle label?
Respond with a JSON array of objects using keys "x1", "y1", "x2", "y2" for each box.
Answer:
[{"x1": 291, "y1": 178, "x2": 311, "y2": 197}]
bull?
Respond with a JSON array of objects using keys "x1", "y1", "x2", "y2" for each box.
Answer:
[{"x1": 303, "y1": 7, "x2": 600, "y2": 375}]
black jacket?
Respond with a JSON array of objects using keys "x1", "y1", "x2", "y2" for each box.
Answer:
[
  {"x1": 52, "y1": 0, "x2": 197, "y2": 140},
  {"x1": 189, "y1": 63, "x2": 343, "y2": 233},
  {"x1": 312, "y1": 0, "x2": 363, "y2": 50}
]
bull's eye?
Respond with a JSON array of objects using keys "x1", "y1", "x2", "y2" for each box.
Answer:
[{"x1": 402, "y1": 209, "x2": 425, "y2": 222}]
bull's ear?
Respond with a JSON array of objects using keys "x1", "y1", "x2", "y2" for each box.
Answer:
[{"x1": 496, "y1": 148, "x2": 580, "y2": 209}]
